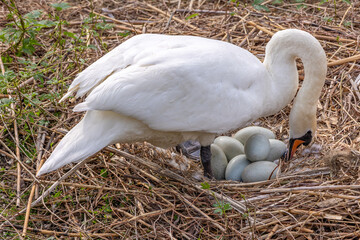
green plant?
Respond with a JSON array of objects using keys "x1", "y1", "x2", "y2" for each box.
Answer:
[
  {"x1": 252, "y1": 0, "x2": 306, "y2": 12},
  {"x1": 213, "y1": 201, "x2": 232, "y2": 216},
  {"x1": 185, "y1": 13, "x2": 199, "y2": 20},
  {"x1": 100, "y1": 168, "x2": 108, "y2": 177},
  {"x1": 197, "y1": 228, "x2": 204, "y2": 240},
  {"x1": 320, "y1": 0, "x2": 351, "y2": 15},
  {"x1": 228, "y1": 0, "x2": 241, "y2": 7},
  {"x1": 82, "y1": 12, "x2": 115, "y2": 51},
  {"x1": 272, "y1": 0, "x2": 283, "y2": 4},
  {"x1": 1, "y1": 6, "x2": 54, "y2": 55},
  {"x1": 343, "y1": 21, "x2": 352, "y2": 27},
  {"x1": 295, "y1": 0, "x2": 306, "y2": 9},
  {"x1": 0, "y1": 1, "x2": 115, "y2": 167},
  {"x1": 201, "y1": 182, "x2": 232, "y2": 216},
  {"x1": 323, "y1": 16, "x2": 334, "y2": 22},
  {"x1": 252, "y1": 0, "x2": 270, "y2": 11}
]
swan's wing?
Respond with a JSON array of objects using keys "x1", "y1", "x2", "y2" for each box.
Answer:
[
  {"x1": 73, "y1": 36, "x2": 269, "y2": 133},
  {"x1": 61, "y1": 34, "x2": 175, "y2": 101}
]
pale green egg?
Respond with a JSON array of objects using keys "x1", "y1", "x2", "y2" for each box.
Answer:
[
  {"x1": 225, "y1": 154, "x2": 251, "y2": 181},
  {"x1": 234, "y1": 126, "x2": 275, "y2": 145},
  {"x1": 210, "y1": 144, "x2": 228, "y2": 180},
  {"x1": 244, "y1": 134, "x2": 270, "y2": 162},
  {"x1": 214, "y1": 136, "x2": 244, "y2": 161},
  {"x1": 266, "y1": 139, "x2": 287, "y2": 161},
  {"x1": 241, "y1": 161, "x2": 279, "y2": 183}
]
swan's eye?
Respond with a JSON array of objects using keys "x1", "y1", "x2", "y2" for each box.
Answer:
[{"x1": 302, "y1": 131, "x2": 312, "y2": 146}]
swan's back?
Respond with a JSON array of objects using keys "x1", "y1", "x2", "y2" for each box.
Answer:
[{"x1": 71, "y1": 34, "x2": 271, "y2": 134}]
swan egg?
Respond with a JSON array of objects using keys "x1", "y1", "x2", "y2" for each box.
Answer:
[
  {"x1": 225, "y1": 155, "x2": 251, "y2": 181},
  {"x1": 241, "y1": 161, "x2": 279, "y2": 183},
  {"x1": 244, "y1": 134, "x2": 270, "y2": 162},
  {"x1": 266, "y1": 139, "x2": 287, "y2": 161},
  {"x1": 210, "y1": 144, "x2": 228, "y2": 180},
  {"x1": 234, "y1": 126, "x2": 275, "y2": 145},
  {"x1": 213, "y1": 136, "x2": 244, "y2": 161}
]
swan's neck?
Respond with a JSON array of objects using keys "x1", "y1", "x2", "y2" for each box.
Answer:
[{"x1": 263, "y1": 30, "x2": 327, "y2": 138}]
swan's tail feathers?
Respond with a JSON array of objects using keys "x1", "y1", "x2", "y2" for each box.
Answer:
[
  {"x1": 36, "y1": 113, "x2": 111, "y2": 176},
  {"x1": 73, "y1": 102, "x2": 91, "y2": 112},
  {"x1": 59, "y1": 84, "x2": 80, "y2": 103}
]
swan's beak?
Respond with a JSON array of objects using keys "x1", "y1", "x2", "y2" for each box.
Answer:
[
  {"x1": 286, "y1": 130, "x2": 313, "y2": 161},
  {"x1": 286, "y1": 138, "x2": 305, "y2": 161}
]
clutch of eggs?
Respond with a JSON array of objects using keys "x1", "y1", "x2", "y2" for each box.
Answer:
[{"x1": 211, "y1": 126, "x2": 286, "y2": 182}]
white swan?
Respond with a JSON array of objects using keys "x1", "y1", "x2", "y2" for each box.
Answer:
[{"x1": 37, "y1": 29, "x2": 327, "y2": 177}]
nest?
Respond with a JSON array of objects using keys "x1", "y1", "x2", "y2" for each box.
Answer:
[{"x1": 0, "y1": 0, "x2": 360, "y2": 239}]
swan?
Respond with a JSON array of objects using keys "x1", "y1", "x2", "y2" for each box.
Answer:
[{"x1": 37, "y1": 29, "x2": 327, "y2": 177}]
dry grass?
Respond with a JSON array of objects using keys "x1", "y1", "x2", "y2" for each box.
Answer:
[{"x1": 1, "y1": 0, "x2": 360, "y2": 239}]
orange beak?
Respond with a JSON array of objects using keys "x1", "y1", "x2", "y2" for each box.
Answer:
[{"x1": 287, "y1": 139, "x2": 305, "y2": 161}]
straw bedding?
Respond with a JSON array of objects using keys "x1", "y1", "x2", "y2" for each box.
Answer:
[{"x1": 0, "y1": 1, "x2": 359, "y2": 239}]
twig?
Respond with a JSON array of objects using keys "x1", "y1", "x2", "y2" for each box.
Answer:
[
  {"x1": 265, "y1": 224, "x2": 279, "y2": 240},
  {"x1": 270, "y1": 217, "x2": 317, "y2": 236},
  {"x1": 29, "y1": 142, "x2": 254, "y2": 226},
  {"x1": 239, "y1": 27, "x2": 256, "y2": 48},
  {"x1": 22, "y1": 125, "x2": 46, "y2": 237},
  {"x1": 143, "y1": 2, "x2": 202, "y2": 32},
  {"x1": 0, "y1": 53, "x2": 5, "y2": 75},
  {"x1": 0, "y1": 216, "x2": 24, "y2": 240},
  {"x1": 328, "y1": 54, "x2": 360, "y2": 67},
  {"x1": 9, "y1": 96, "x2": 21, "y2": 207},
  {"x1": 261, "y1": 184, "x2": 360, "y2": 193},
  {"x1": 22, "y1": 184, "x2": 36, "y2": 237},
  {"x1": 175, "y1": 9, "x2": 228, "y2": 14},
  {"x1": 7, "y1": 224, "x2": 121, "y2": 237},
  {"x1": 105, "y1": 146, "x2": 189, "y2": 183},
  {"x1": 17, "y1": 77, "x2": 35, "y2": 90},
  {"x1": 303, "y1": 190, "x2": 360, "y2": 200},
  {"x1": 7, "y1": 173, "x2": 145, "y2": 194},
  {"x1": 111, "y1": 153, "x2": 239, "y2": 233},
  {"x1": 169, "y1": 188, "x2": 227, "y2": 232},
  {"x1": 106, "y1": 146, "x2": 256, "y2": 224},
  {"x1": 0, "y1": 149, "x2": 15, "y2": 159},
  {"x1": 313, "y1": 34, "x2": 355, "y2": 43},
  {"x1": 35, "y1": 125, "x2": 47, "y2": 199},
  {"x1": 113, "y1": 207, "x2": 153, "y2": 229},
  {"x1": 0, "y1": 94, "x2": 16, "y2": 98},
  {"x1": 247, "y1": 21, "x2": 274, "y2": 36},
  {"x1": 14, "y1": 120, "x2": 21, "y2": 207},
  {"x1": 89, "y1": 10, "x2": 142, "y2": 34},
  {"x1": 164, "y1": 10, "x2": 175, "y2": 31},
  {"x1": 288, "y1": 208, "x2": 343, "y2": 220},
  {"x1": 0, "y1": 139, "x2": 38, "y2": 181},
  {"x1": 109, "y1": 208, "x2": 173, "y2": 227},
  {"x1": 339, "y1": 5, "x2": 352, "y2": 27},
  {"x1": 2, "y1": 160, "x2": 82, "y2": 236},
  {"x1": 20, "y1": 159, "x2": 91, "y2": 214}
]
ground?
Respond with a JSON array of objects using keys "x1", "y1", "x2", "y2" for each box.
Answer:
[{"x1": 0, "y1": 0, "x2": 360, "y2": 239}]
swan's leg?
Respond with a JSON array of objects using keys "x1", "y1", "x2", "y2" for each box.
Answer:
[{"x1": 200, "y1": 145, "x2": 212, "y2": 178}]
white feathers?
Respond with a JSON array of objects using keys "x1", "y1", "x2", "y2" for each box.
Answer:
[
  {"x1": 71, "y1": 35, "x2": 267, "y2": 133},
  {"x1": 73, "y1": 102, "x2": 90, "y2": 112},
  {"x1": 37, "y1": 29, "x2": 327, "y2": 176}
]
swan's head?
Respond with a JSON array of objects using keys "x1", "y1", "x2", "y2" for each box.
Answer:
[{"x1": 287, "y1": 103, "x2": 317, "y2": 160}]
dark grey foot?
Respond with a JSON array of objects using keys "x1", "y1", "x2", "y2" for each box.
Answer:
[
  {"x1": 200, "y1": 145, "x2": 212, "y2": 178},
  {"x1": 176, "y1": 140, "x2": 201, "y2": 160}
]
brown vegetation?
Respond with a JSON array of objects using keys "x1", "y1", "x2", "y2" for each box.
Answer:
[{"x1": 0, "y1": 0, "x2": 360, "y2": 239}]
